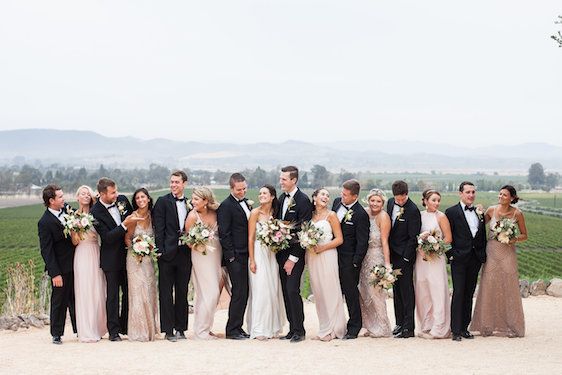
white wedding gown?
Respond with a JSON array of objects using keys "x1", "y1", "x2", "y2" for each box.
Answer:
[{"x1": 246, "y1": 222, "x2": 286, "y2": 339}]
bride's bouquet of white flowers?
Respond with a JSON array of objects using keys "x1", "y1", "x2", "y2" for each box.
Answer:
[
  {"x1": 491, "y1": 217, "x2": 520, "y2": 244},
  {"x1": 298, "y1": 221, "x2": 324, "y2": 253},
  {"x1": 369, "y1": 264, "x2": 402, "y2": 290},
  {"x1": 180, "y1": 222, "x2": 215, "y2": 255},
  {"x1": 256, "y1": 218, "x2": 293, "y2": 254},
  {"x1": 417, "y1": 228, "x2": 449, "y2": 261},
  {"x1": 130, "y1": 234, "x2": 158, "y2": 262},
  {"x1": 62, "y1": 207, "x2": 96, "y2": 240}
]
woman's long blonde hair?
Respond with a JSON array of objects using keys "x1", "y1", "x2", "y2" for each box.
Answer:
[{"x1": 192, "y1": 186, "x2": 219, "y2": 210}]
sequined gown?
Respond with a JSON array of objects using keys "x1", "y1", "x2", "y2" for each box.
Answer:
[
  {"x1": 470, "y1": 209, "x2": 525, "y2": 337},
  {"x1": 126, "y1": 224, "x2": 160, "y2": 341},
  {"x1": 358, "y1": 215, "x2": 392, "y2": 337}
]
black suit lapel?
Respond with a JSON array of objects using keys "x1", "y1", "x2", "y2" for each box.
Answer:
[
  {"x1": 47, "y1": 209, "x2": 64, "y2": 230},
  {"x1": 456, "y1": 203, "x2": 473, "y2": 238},
  {"x1": 98, "y1": 201, "x2": 119, "y2": 228},
  {"x1": 230, "y1": 195, "x2": 248, "y2": 221},
  {"x1": 167, "y1": 193, "x2": 181, "y2": 230}
]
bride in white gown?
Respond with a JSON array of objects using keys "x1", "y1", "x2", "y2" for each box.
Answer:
[{"x1": 247, "y1": 185, "x2": 286, "y2": 340}]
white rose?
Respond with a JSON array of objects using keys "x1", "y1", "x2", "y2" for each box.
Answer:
[
  {"x1": 428, "y1": 236, "x2": 438, "y2": 244},
  {"x1": 498, "y1": 232, "x2": 510, "y2": 244},
  {"x1": 201, "y1": 229, "x2": 210, "y2": 238},
  {"x1": 80, "y1": 217, "x2": 90, "y2": 227},
  {"x1": 133, "y1": 242, "x2": 144, "y2": 253}
]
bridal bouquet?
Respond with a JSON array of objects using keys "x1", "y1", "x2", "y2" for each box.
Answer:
[
  {"x1": 369, "y1": 264, "x2": 402, "y2": 290},
  {"x1": 298, "y1": 221, "x2": 324, "y2": 252},
  {"x1": 491, "y1": 217, "x2": 520, "y2": 244},
  {"x1": 256, "y1": 218, "x2": 293, "y2": 253},
  {"x1": 62, "y1": 208, "x2": 96, "y2": 240},
  {"x1": 130, "y1": 234, "x2": 158, "y2": 262},
  {"x1": 180, "y1": 222, "x2": 215, "y2": 255},
  {"x1": 417, "y1": 228, "x2": 449, "y2": 261}
]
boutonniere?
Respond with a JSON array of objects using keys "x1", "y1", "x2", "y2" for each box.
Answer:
[
  {"x1": 117, "y1": 201, "x2": 128, "y2": 216},
  {"x1": 186, "y1": 200, "x2": 193, "y2": 211},
  {"x1": 246, "y1": 199, "x2": 254, "y2": 209},
  {"x1": 396, "y1": 207, "x2": 405, "y2": 221},
  {"x1": 475, "y1": 204, "x2": 484, "y2": 221},
  {"x1": 343, "y1": 209, "x2": 354, "y2": 222},
  {"x1": 287, "y1": 197, "x2": 296, "y2": 211}
]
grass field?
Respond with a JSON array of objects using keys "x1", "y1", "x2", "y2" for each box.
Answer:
[{"x1": 1, "y1": 188, "x2": 561, "y2": 306}]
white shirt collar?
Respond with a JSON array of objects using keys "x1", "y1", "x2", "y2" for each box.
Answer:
[
  {"x1": 101, "y1": 199, "x2": 115, "y2": 209},
  {"x1": 343, "y1": 199, "x2": 358, "y2": 209},
  {"x1": 286, "y1": 187, "x2": 298, "y2": 197},
  {"x1": 48, "y1": 207, "x2": 63, "y2": 217}
]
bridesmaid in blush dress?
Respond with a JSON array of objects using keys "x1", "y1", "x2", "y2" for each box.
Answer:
[
  {"x1": 414, "y1": 189, "x2": 452, "y2": 339},
  {"x1": 470, "y1": 185, "x2": 527, "y2": 337},
  {"x1": 184, "y1": 187, "x2": 223, "y2": 340},
  {"x1": 358, "y1": 189, "x2": 392, "y2": 338},
  {"x1": 306, "y1": 188, "x2": 346, "y2": 341},
  {"x1": 125, "y1": 188, "x2": 160, "y2": 342},
  {"x1": 71, "y1": 185, "x2": 107, "y2": 343}
]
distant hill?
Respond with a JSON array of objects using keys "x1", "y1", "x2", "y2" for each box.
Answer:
[{"x1": 1, "y1": 129, "x2": 561, "y2": 173}]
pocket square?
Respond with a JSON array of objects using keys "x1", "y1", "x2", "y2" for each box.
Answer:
[
  {"x1": 288, "y1": 210, "x2": 296, "y2": 213},
  {"x1": 398, "y1": 218, "x2": 405, "y2": 222},
  {"x1": 345, "y1": 221, "x2": 354, "y2": 225}
]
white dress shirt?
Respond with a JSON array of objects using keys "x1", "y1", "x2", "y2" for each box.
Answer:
[
  {"x1": 337, "y1": 199, "x2": 357, "y2": 222},
  {"x1": 282, "y1": 187, "x2": 298, "y2": 218},
  {"x1": 101, "y1": 200, "x2": 126, "y2": 230},
  {"x1": 48, "y1": 207, "x2": 65, "y2": 224},
  {"x1": 460, "y1": 202, "x2": 479, "y2": 238},
  {"x1": 391, "y1": 203, "x2": 402, "y2": 226},
  {"x1": 175, "y1": 195, "x2": 188, "y2": 232},
  {"x1": 232, "y1": 194, "x2": 251, "y2": 220}
]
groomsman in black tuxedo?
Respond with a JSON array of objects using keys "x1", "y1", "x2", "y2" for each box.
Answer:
[
  {"x1": 91, "y1": 178, "x2": 135, "y2": 342},
  {"x1": 445, "y1": 181, "x2": 486, "y2": 341},
  {"x1": 277, "y1": 166, "x2": 313, "y2": 343},
  {"x1": 332, "y1": 179, "x2": 369, "y2": 339},
  {"x1": 218, "y1": 173, "x2": 252, "y2": 340},
  {"x1": 38, "y1": 185, "x2": 76, "y2": 344},
  {"x1": 387, "y1": 180, "x2": 421, "y2": 338},
  {"x1": 153, "y1": 170, "x2": 192, "y2": 342}
]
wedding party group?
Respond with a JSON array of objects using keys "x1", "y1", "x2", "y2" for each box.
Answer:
[{"x1": 37, "y1": 165, "x2": 528, "y2": 345}]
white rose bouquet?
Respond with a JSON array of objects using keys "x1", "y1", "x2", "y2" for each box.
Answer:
[
  {"x1": 491, "y1": 217, "x2": 520, "y2": 245},
  {"x1": 180, "y1": 222, "x2": 215, "y2": 255}
]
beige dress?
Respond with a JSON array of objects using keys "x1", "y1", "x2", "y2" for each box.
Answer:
[
  {"x1": 358, "y1": 215, "x2": 392, "y2": 337},
  {"x1": 191, "y1": 213, "x2": 222, "y2": 340},
  {"x1": 74, "y1": 228, "x2": 107, "y2": 342},
  {"x1": 414, "y1": 210, "x2": 451, "y2": 338},
  {"x1": 126, "y1": 223, "x2": 160, "y2": 341},
  {"x1": 470, "y1": 208, "x2": 525, "y2": 337},
  {"x1": 305, "y1": 216, "x2": 346, "y2": 339}
]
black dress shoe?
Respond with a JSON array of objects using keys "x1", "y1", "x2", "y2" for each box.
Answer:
[
  {"x1": 109, "y1": 333, "x2": 122, "y2": 342},
  {"x1": 461, "y1": 331, "x2": 474, "y2": 339},
  {"x1": 165, "y1": 333, "x2": 177, "y2": 342},
  {"x1": 394, "y1": 329, "x2": 414, "y2": 338},
  {"x1": 452, "y1": 334, "x2": 462, "y2": 341},
  {"x1": 279, "y1": 332, "x2": 294, "y2": 340},
  {"x1": 392, "y1": 325, "x2": 402, "y2": 335},
  {"x1": 239, "y1": 330, "x2": 250, "y2": 338},
  {"x1": 176, "y1": 331, "x2": 187, "y2": 340},
  {"x1": 226, "y1": 333, "x2": 248, "y2": 340},
  {"x1": 342, "y1": 334, "x2": 358, "y2": 340},
  {"x1": 52, "y1": 336, "x2": 62, "y2": 345},
  {"x1": 290, "y1": 334, "x2": 305, "y2": 343}
]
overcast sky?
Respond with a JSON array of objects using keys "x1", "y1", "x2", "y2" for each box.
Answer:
[{"x1": 1, "y1": 0, "x2": 561, "y2": 146}]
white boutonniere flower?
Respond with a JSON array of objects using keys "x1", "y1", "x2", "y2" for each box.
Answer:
[
  {"x1": 343, "y1": 209, "x2": 354, "y2": 223},
  {"x1": 287, "y1": 197, "x2": 296, "y2": 211},
  {"x1": 186, "y1": 200, "x2": 193, "y2": 211},
  {"x1": 117, "y1": 201, "x2": 127, "y2": 216},
  {"x1": 396, "y1": 207, "x2": 405, "y2": 221},
  {"x1": 475, "y1": 204, "x2": 484, "y2": 221},
  {"x1": 246, "y1": 199, "x2": 254, "y2": 209}
]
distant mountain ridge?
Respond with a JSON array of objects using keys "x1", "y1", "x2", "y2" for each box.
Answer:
[{"x1": 1, "y1": 129, "x2": 561, "y2": 173}]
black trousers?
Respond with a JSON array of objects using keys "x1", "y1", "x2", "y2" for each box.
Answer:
[
  {"x1": 104, "y1": 270, "x2": 128, "y2": 336},
  {"x1": 277, "y1": 251, "x2": 306, "y2": 336},
  {"x1": 50, "y1": 272, "x2": 74, "y2": 337},
  {"x1": 391, "y1": 254, "x2": 415, "y2": 331},
  {"x1": 225, "y1": 254, "x2": 249, "y2": 336},
  {"x1": 338, "y1": 253, "x2": 362, "y2": 336},
  {"x1": 158, "y1": 247, "x2": 192, "y2": 335},
  {"x1": 450, "y1": 253, "x2": 482, "y2": 334}
]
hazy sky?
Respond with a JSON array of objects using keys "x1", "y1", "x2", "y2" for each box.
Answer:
[{"x1": 1, "y1": 0, "x2": 561, "y2": 146}]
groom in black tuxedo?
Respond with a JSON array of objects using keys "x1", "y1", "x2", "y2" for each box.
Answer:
[
  {"x1": 277, "y1": 166, "x2": 313, "y2": 343},
  {"x1": 387, "y1": 180, "x2": 421, "y2": 338},
  {"x1": 332, "y1": 179, "x2": 369, "y2": 339},
  {"x1": 218, "y1": 173, "x2": 252, "y2": 340},
  {"x1": 38, "y1": 184, "x2": 76, "y2": 344},
  {"x1": 153, "y1": 170, "x2": 192, "y2": 342},
  {"x1": 91, "y1": 177, "x2": 135, "y2": 342},
  {"x1": 445, "y1": 181, "x2": 486, "y2": 341}
]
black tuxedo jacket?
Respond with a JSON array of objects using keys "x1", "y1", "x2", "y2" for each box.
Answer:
[
  {"x1": 38, "y1": 207, "x2": 75, "y2": 277},
  {"x1": 387, "y1": 197, "x2": 421, "y2": 262},
  {"x1": 332, "y1": 198, "x2": 370, "y2": 266},
  {"x1": 153, "y1": 192, "x2": 191, "y2": 262},
  {"x1": 277, "y1": 188, "x2": 313, "y2": 259},
  {"x1": 91, "y1": 195, "x2": 132, "y2": 272},
  {"x1": 445, "y1": 203, "x2": 486, "y2": 263},
  {"x1": 217, "y1": 194, "x2": 251, "y2": 261}
]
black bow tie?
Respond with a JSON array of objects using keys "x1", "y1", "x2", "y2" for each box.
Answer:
[
  {"x1": 341, "y1": 204, "x2": 349, "y2": 210},
  {"x1": 238, "y1": 198, "x2": 246, "y2": 203},
  {"x1": 175, "y1": 197, "x2": 185, "y2": 202},
  {"x1": 395, "y1": 203, "x2": 404, "y2": 208},
  {"x1": 465, "y1": 205, "x2": 475, "y2": 212},
  {"x1": 107, "y1": 204, "x2": 116, "y2": 209},
  {"x1": 285, "y1": 193, "x2": 291, "y2": 198},
  {"x1": 58, "y1": 210, "x2": 64, "y2": 217}
]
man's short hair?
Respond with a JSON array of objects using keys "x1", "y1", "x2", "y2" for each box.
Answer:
[
  {"x1": 97, "y1": 177, "x2": 116, "y2": 193},
  {"x1": 42, "y1": 184, "x2": 61, "y2": 207},
  {"x1": 281, "y1": 166, "x2": 299, "y2": 181},
  {"x1": 229, "y1": 173, "x2": 246, "y2": 188},
  {"x1": 391, "y1": 180, "x2": 409, "y2": 196},
  {"x1": 171, "y1": 170, "x2": 188, "y2": 183},
  {"x1": 342, "y1": 179, "x2": 360, "y2": 196}
]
